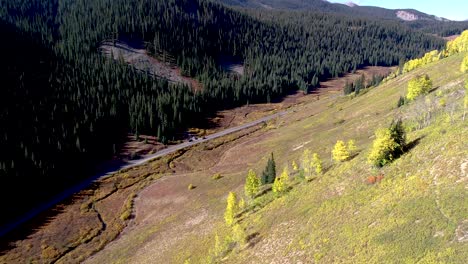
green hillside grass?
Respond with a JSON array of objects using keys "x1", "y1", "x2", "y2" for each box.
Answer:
[{"x1": 180, "y1": 53, "x2": 468, "y2": 263}]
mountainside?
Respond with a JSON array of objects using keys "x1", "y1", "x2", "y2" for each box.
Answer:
[
  {"x1": 0, "y1": 0, "x2": 447, "y2": 231},
  {"x1": 2, "y1": 32, "x2": 466, "y2": 263}
]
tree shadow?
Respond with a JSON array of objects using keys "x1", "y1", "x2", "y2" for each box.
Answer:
[
  {"x1": 428, "y1": 86, "x2": 440, "y2": 94},
  {"x1": 246, "y1": 232, "x2": 261, "y2": 248},
  {"x1": 404, "y1": 136, "x2": 425, "y2": 153}
]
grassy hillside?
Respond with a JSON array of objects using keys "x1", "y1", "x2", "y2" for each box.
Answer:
[{"x1": 77, "y1": 49, "x2": 468, "y2": 263}]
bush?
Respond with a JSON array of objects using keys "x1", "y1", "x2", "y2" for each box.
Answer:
[
  {"x1": 212, "y1": 173, "x2": 223, "y2": 180},
  {"x1": 367, "y1": 120, "x2": 406, "y2": 167},
  {"x1": 406, "y1": 75, "x2": 432, "y2": 101},
  {"x1": 188, "y1": 184, "x2": 196, "y2": 190},
  {"x1": 332, "y1": 140, "x2": 350, "y2": 162}
]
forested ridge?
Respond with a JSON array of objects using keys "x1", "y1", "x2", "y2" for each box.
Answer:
[
  {"x1": 219, "y1": 0, "x2": 468, "y2": 37},
  {"x1": 0, "y1": 0, "x2": 447, "y2": 228}
]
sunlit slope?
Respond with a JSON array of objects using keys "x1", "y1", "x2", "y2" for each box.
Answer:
[
  {"x1": 220, "y1": 53, "x2": 468, "y2": 263},
  {"x1": 83, "y1": 53, "x2": 467, "y2": 264},
  {"x1": 168, "y1": 52, "x2": 468, "y2": 263}
]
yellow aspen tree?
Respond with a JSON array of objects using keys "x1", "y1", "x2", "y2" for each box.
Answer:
[
  {"x1": 407, "y1": 75, "x2": 432, "y2": 101},
  {"x1": 224, "y1": 192, "x2": 237, "y2": 226},
  {"x1": 273, "y1": 167, "x2": 288, "y2": 194},
  {"x1": 311, "y1": 153, "x2": 323, "y2": 175},
  {"x1": 332, "y1": 140, "x2": 349, "y2": 162},
  {"x1": 347, "y1": 140, "x2": 357, "y2": 155},
  {"x1": 461, "y1": 54, "x2": 468, "y2": 73},
  {"x1": 464, "y1": 80, "x2": 468, "y2": 120},
  {"x1": 301, "y1": 149, "x2": 313, "y2": 177},
  {"x1": 292, "y1": 160, "x2": 299, "y2": 171},
  {"x1": 232, "y1": 224, "x2": 246, "y2": 246},
  {"x1": 244, "y1": 169, "x2": 260, "y2": 198}
]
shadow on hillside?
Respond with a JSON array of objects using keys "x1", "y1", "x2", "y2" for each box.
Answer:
[
  {"x1": 246, "y1": 232, "x2": 261, "y2": 248},
  {"x1": 404, "y1": 136, "x2": 425, "y2": 153}
]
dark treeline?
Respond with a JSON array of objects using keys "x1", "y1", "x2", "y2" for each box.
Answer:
[{"x1": 0, "y1": 0, "x2": 446, "y2": 227}]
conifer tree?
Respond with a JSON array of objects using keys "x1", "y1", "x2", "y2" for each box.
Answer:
[
  {"x1": 244, "y1": 169, "x2": 260, "y2": 198},
  {"x1": 224, "y1": 192, "x2": 238, "y2": 226},
  {"x1": 332, "y1": 140, "x2": 350, "y2": 162},
  {"x1": 261, "y1": 153, "x2": 276, "y2": 184}
]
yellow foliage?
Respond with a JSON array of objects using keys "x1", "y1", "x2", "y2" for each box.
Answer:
[
  {"x1": 311, "y1": 153, "x2": 323, "y2": 175},
  {"x1": 403, "y1": 50, "x2": 440, "y2": 73},
  {"x1": 244, "y1": 169, "x2": 260, "y2": 198},
  {"x1": 291, "y1": 160, "x2": 299, "y2": 171},
  {"x1": 273, "y1": 167, "x2": 288, "y2": 194},
  {"x1": 406, "y1": 75, "x2": 432, "y2": 101},
  {"x1": 367, "y1": 128, "x2": 398, "y2": 167},
  {"x1": 445, "y1": 30, "x2": 468, "y2": 56},
  {"x1": 332, "y1": 140, "x2": 349, "y2": 162},
  {"x1": 461, "y1": 54, "x2": 468, "y2": 73},
  {"x1": 224, "y1": 192, "x2": 237, "y2": 226},
  {"x1": 232, "y1": 224, "x2": 246, "y2": 245},
  {"x1": 301, "y1": 149, "x2": 313, "y2": 177},
  {"x1": 347, "y1": 140, "x2": 357, "y2": 154}
]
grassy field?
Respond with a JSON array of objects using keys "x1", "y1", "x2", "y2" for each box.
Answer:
[{"x1": 2, "y1": 53, "x2": 466, "y2": 263}]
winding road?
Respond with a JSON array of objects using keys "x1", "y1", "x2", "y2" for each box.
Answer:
[{"x1": 0, "y1": 110, "x2": 287, "y2": 237}]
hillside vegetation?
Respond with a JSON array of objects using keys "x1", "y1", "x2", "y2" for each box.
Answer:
[
  {"x1": 82, "y1": 39, "x2": 467, "y2": 263},
  {"x1": 0, "y1": 0, "x2": 446, "y2": 229}
]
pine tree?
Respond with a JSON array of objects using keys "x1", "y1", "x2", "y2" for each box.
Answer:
[
  {"x1": 244, "y1": 169, "x2": 260, "y2": 198},
  {"x1": 224, "y1": 192, "x2": 237, "y2": 226},
  {"x1": 261, "y1": 153, "x2": 276, "y2": 184},
  {"x1": 332, "y1": 140, "x2": 350, "y2": 162}
]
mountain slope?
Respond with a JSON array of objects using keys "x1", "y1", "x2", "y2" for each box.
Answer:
[{"x1": 77, "y1": 44, "x2": 467, "y2": 263}]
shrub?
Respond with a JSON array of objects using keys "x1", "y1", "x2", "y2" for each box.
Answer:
[
  {"x1": 272, "y1": 167, "x2": 289, "y2": 194},
  {"x1": 332, "y1": 140, "x2": 350, "y2": 162},
  {"x1": 406, "y1": 75, "x2": 432, "y2": 101},
  {"x1": 367, "y1": 120, "x2": 406, "y2": 167},
  {"x1": 188, "y1": 184, "x2": 196, "y2": 190},
  {"x1": 212, "y1": 173, "x2": 222, "y2": 180}
]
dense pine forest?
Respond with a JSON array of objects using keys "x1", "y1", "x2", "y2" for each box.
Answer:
[{"x1": 0, "y1": 0, "x2": 452, "y2": 228}]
